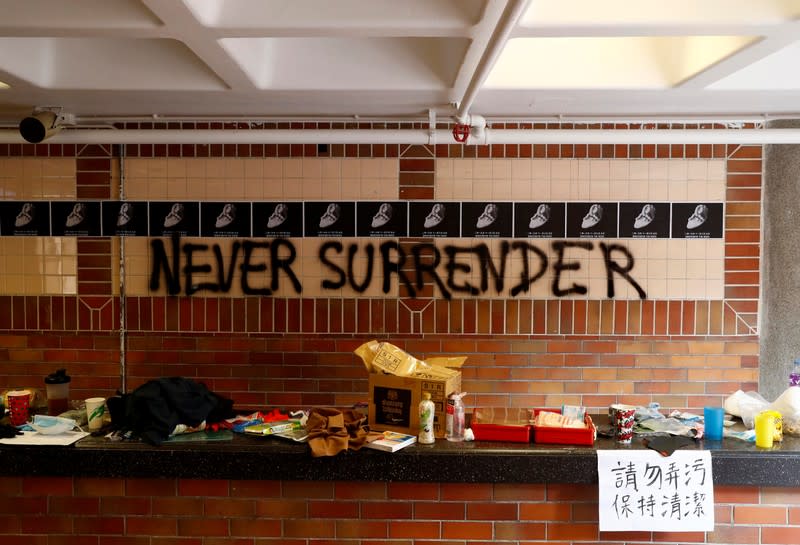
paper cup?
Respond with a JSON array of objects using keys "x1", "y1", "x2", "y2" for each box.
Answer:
[
  {"x1": 85, "y1": 397, "x2": 106, "y2": 431},
  {"x1": 7, "y1": 390, "x2": 32, "y2": 426},
  {"x1": 610, "y1": 403, "x2": 637, "y2": 444}
]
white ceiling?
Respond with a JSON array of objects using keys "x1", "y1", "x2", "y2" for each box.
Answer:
[{"x1": 1, "y1": 0, "x2": 799, "y2": 126}]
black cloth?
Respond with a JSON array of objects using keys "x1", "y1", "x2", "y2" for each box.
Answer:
[
  {"x1": 642, "y1": 435, "x2": 695, "y2": 456},
  {"x1": 107, "y1": 377, "x2": 233, "y2": 446}
]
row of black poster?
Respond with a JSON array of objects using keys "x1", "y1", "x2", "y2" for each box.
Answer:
[{"x1": 0, "y1": 200, "x2": 724, "y2": 239}]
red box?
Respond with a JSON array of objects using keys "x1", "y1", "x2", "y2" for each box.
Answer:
[
  {"x1": 532, "y1": 409, "x2": 596, "y2": 446},
  {"x1": 470, "y1": 408, "x2": 532, "y2": 443}
]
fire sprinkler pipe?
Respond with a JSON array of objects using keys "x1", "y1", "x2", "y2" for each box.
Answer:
[{"x1": 1, "y1": 127, "x2": 800, "y2": 144}]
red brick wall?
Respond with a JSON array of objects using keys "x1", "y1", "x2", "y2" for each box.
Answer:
[{"x1": 1, "y1": 477, "x2": 798, "y2": 544}]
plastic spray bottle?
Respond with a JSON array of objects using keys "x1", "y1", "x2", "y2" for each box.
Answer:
[
  {"x1": 446, "y1": 392, "x2": 467, "y2": 442},
  {"x1": 418, "y1": 392, "x2": 435, "y2": 444}
]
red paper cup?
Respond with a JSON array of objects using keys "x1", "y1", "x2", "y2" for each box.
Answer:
[
  {"x1": 7, "y1": 390, "x2": 32, "y2": 427},
  {"x1": 610, "y1": 403, "x2": 637, "y2": 444}
]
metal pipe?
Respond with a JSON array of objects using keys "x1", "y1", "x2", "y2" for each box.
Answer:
[
  {"x1": 3, "y1": 127, "x2": 800, "y2": 144},
  {"x1": 456, "y1": 0, "x2": 532, "y2": 122}
]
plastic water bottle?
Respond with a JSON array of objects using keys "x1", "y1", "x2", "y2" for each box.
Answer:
[
  {"x1": 790, "y1": 359, "x2": 800, "y2": 387},
  {"x1": 418, "y1": 392, "x2": 435, "y2": 444},
  {"x1": 446, "y1": 392, "x2": 466, "y2": 442}
]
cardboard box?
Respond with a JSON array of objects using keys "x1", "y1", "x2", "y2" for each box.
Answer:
[
  {"x1": 356, "y1": 340, "x2": 464, "y2": 439},
  {"x1": 368, "y1": 367, "x2": 461, "y2": 438}
]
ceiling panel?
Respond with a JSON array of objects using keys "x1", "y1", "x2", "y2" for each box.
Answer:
[{"x1": 0, "y1": 0, "x2": 797, "y2": 125}]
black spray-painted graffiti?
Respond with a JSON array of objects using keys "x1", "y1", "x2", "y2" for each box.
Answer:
[{"x1": 150, "y1": 234, "x2": 647, "y2": 300}]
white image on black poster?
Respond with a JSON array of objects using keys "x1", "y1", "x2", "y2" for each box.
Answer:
[
  {"x1": 618, "y1": 203, "x2": 670, "y2": 239},
  {"x1": 597, "y1": 450, "x2": 714, "y2": 532},
  {"x1": 356, "y1": 201, "x2": 408, "y2": 237},
  {"x1": 514, "y1": 202, "x2": 566, "y2": 238},
  {"x1": 373, "y1": 387, "x2": 411, "y2": 427},
  {"x1": 304, "y1": 201, "x2": 355, "y2": 237},
  {"x1": 149, "y1": 201, "x2": 200, "y2": 237},
  {"x1": 102, "y1": 201, "x2": 148, "y2": 236},
  {"x1": 201, "y1": 202, "x2": 251, "y2": 237},
  {"x1": 409, "y1": 202, "x2": 461, "y2": 237},
  {"x1": 0, "y1": 201, "x2": 51, "y2": 236},
  {"x1": 567, "y1": 202, "x2": 618, "y2": 238},
  {"x1": 461, "y1": 202, "x2": 512, "y2": 238},
  {"x1": 51, "y1": 201, "x2": 101, "y2": 236},
  {"x1": 253, "y1": 202, "x2": 303, "y2": 238},
  {"x1": 671, "y1": 203, "x2": 723, "y2": 239}
]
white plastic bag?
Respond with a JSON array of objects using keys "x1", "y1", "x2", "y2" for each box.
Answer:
[{"x1": 724, "y1": 390, "x2": 769, "y2": 429}]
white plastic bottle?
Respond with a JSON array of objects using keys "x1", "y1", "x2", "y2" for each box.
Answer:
[
  {"x1": 418, "y1": 392, "x2": 435, "y2": 444},
  {"x1": 446, "y1": 392, "x2": 467, "y2": 442}
]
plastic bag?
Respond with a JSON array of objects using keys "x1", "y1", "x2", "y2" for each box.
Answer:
[
  {"x1": 770, "y1": 387, "x2": 800, "y2": 436},
  {"x1": 29, "y1": 414, "x2": 77, "y2": 435},
  {"x1": 724, "y1": 390, "x2": 769, "y2": 429}
]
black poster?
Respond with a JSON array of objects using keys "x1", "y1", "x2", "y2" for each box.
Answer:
[
  {"x1": 148, "y1": 201, "x2": 200, "y2": 237},
  {"x1": 566, "y1": 202, "x2": 618, "y2": 238},
  {"x1": 356, "y1": 201, "x2": 408, "y2": 237},
  {"x1": 253, "y1": 202, "x2": 304, "y2": 238},
  {"x1": 51, "y1": 201, "x2": 101, "y2": 236},
  {"x1": 200, "y1": 202, "x2": 251, "y2": 237},
  {"x1": 304, "y1": 201, "x2": 355, "y2": 237},
  {"x1": 102, "y1": 201, "x2": 148, "y2": 236},
  {"x1": 618, "y1": 202, "x2": 670, "y2": 239},
  {"x1": 408, "y1": 202, "x2": 460, "y2": 237},
  {"x1": 671, "y1": 203, "x2": 724, "y2": 239},
  {"x1": 461, "y1": 202, "x2": 513, "y2": 238},
  {"x1": 372, "y1": 386, "x2": 412, "y2": 427},
  {"x1": 514, "y1": 202, "x2": 566, "y2": 238},
  {"x1": 0, "y1": 201, "x2": 50, "y2": 236}
]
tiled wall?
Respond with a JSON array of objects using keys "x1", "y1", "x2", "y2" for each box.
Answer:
[
  {"x1": 0, "y1": 129, "x2": 761, "y2": 411},
  {"x1": 2, "y1": 477, "x2": 798, "y2": 544}
]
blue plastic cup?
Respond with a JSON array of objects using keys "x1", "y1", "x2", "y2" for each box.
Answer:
[{"x1": 704, "y1": 407, "x2": 725, "y2": 440}]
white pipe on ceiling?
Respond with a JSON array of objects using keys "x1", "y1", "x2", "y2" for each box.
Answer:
[
  {"x1": 0, "y1": 128, "x2": 799, "y2": 145},
  {"x1": 456, "y1": 0, "x2": 532, "y2": 122}
]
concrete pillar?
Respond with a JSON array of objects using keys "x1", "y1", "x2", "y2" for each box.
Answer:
[{"x1": 761, "y1": 119, "x2": 800, "y2": 400}]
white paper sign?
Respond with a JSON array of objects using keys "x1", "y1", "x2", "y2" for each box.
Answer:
[{"x1": 597, "y1": 450, "x2": 714, "y2": 532}]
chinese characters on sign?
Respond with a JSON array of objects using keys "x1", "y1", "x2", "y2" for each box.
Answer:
[{"x1": 597, "y1": 450, "x2": 714, "y2": 532}]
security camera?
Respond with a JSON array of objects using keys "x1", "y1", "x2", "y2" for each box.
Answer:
[{"x1": 19, "y1": 111, "x2": 62, "y2": 143}]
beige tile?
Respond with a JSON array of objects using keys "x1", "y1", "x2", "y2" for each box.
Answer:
[
  {"x1": 5, "y1": 275, "x2": 24, "y2": 294},
  {"x1": 204, "y1": 158, "x2": 226, "y2": 178},
  {"x1": 685, "y1": 278, "x2": 707, "y2": 299},
  {"x1": 359, "y1": 179, "x2": 385, "y2": 200},
  {"x1": 380, "y1": 159, "x2": 398, "y2": 179},
  {"x1": 610, "y1": 160, "x2": 630, "y2": 181},
  {"x1": 339, "y1": 178, "x2": 360, "y2": 200},
  {"x1": 282, "y1": 158, "x2": 302, "y2": 179},
  {"x1": 147, "y1": 158, "x2": 168, "y2": 179},
  {"x1": 303, "y1": 158, "x2": 323, "y2": 179},
  {"x1": 147, "y1": 179, "x2": 168, "y2": 199},
  {"x1": 668, "y1": 181, "x2": 689, "y2": 201},
  {"x1": 708, "y1": 160, "x2": 726, "y2": 181},
  {"x1": 165, "y1": 178, "x2": 188, "y2": 199},
  {"x1": 532, "y1": 159, "x2": 551, "y2": 180},
  {"x1": 706, "y1": 279, "x2": 724, "y2": 299},
  {"x1": 1, "y1": 158, "x2": 24, "y2": 176},
  {"x1": 510, "y1": 159, "x2": 531, "y2": 182},
  {"x1": 166, "y1": 158, "x2": 186, "y2": 179},
  {"x1": 283, "y1": 178, "x2": 304, "y2": 200},
  {"x1": 321, "y1": 158, "x2": 341, "y2": 179},
  {"x1": 22, "y1": 158, "x2": 43, "y2": 179},
  {"x1": 667, "y1": 159, "x2": 688, "y2": 181},
  {"x1": 472, "y1": 181, "x2": 493, "y2": 201},
  {"x1": 339, "y1": 159, "x2": 360, "y2": 179},
  {"x1": 549, "y1": 180, "x2": 569, "y2": 200},
  {"x1": 184, "y1": 158, "x2": 206, "y2": 178},
  {"x1": 648, "y1": 181, "x2": 669, "y2": 201},
  {"x1": 610, "y1": 180, "x2": 629, "y2": 199},
  {"x1": 492, "y1": 159, "x2": 512, "y2": 182},
  {"x1": 42, "y1": 158, "x2": 76, "y2": 178},
  {"x1": 590, "y1": 159, "x2": 610, "y2": 181},
  {"x1": 648, "y1": 159, "x2": 668, "y2": 181},
  {"x1": 451, "y1": 178, "x2": 473, "y2": 200},
  {"x1": 553, "y1": 159, "x2": 576, "y2": 181},
  {"x1": 225, "y1": 179, "x2": 246, "y2": 200},
  {"x1": 223, "y1": 158, "x2": 245, "y2": 179},
  {"x1": 472, "y1": 159, "x2": 492, "y2": 179},
  {"x1": 302, "y1": 178, "x2": 324, "y2": 200},
  {"x1": 492, "y1": 177, "x2": 513, "y2": 200},
  {"x1": 126, "y1": 158, "x2": 149, "y2": 180},
  {"x1": 244, "y1": 179, "x2": 264, "y2": 200},
  {"x1": 262, "y1": 179, "x2": 283, "y2": 199},
  {"x1": 436, "y1": 158, "x2": 453, "y2": 180},
  {"x1": 667, "y1": 278, "x2": 687, "y2": 299}
]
